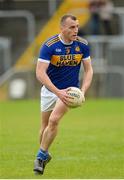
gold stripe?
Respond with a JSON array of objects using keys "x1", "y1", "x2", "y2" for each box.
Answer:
[
  {"x1": 46, "y1": 37, "x2": 58, "y2": 45},
  {"x1": 46, "y1": 36, "x2": 59, "y2": 46},
  {"x1": 76, "y1": 37, "x2": 88, "y2": 45},
  {"x1": 47, "y1": 38, "x2": 60, "y2": 47}
]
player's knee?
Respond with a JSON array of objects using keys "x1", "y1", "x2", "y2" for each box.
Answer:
[{"x1": 49, "y1": 116, "x2": 59, "y2": 130}]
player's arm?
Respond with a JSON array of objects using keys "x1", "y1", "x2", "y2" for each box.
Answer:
[
  {"x1": 36, "y1": 61, "x2": 58, "y2": 93},
  {"x1": 81, "y1": 57, "x2": 93, "y2": 94},
  {"x1": 36, "y1": 61, "x2": 69, "y2": 104}
]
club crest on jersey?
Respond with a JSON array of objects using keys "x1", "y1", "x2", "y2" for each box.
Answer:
[
  {"x1": 65, "y1": 47, "x2": 71, "y2": 54},
  {"x1": 75, "y1": 46, "x2": 80, "y2": 52}
]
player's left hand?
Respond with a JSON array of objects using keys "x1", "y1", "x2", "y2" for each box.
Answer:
[{"x1": 56, "y1": 89, "x2": 73, "y2": 105}]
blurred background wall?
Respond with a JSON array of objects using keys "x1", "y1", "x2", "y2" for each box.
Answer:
[{"x1": 0, "y1": 0, "x2": 124, "y2": 100}]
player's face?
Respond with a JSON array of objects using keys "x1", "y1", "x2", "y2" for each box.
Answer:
[{"x1": 61, "y1": 18, "x2": 79, "y2": 43}]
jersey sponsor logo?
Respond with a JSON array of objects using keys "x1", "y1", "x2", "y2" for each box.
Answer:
[{"x1": 51, "y1": 54, "x2": 82, "y2": 67}]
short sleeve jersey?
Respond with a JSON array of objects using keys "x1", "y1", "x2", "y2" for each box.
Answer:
[{"x1": 38, "y1": 34, "x2": 90, "y2": 89}]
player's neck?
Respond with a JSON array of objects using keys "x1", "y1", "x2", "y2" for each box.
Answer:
[{"x1": 59, "y1": 34, "x2": 73, "y2": 45}]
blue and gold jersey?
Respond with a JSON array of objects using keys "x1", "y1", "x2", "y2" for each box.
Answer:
[{"x1": 38, "y1": 34, "x2": 90, "y2": 89}]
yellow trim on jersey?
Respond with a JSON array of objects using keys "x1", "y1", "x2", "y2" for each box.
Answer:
[
  {"x1": 76, "y1": 36, "x2": 88, "y2": 45},
  {"x1": 46, "y1": 36, "x2": 60, "y2": 47},
  {"x1": 51, "y1": 54, "x2": 83, "y2": 67}
]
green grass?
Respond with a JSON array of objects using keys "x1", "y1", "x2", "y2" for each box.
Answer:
[{"x1": 0, "y1": 99, "x2": 124, "y2": 178}]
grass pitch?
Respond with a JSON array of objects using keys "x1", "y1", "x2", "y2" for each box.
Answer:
[{"x1": 0, "y1": 99, "x2": 124, "y2": 178}]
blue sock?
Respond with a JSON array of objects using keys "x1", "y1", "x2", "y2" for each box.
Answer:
[{"x1": 36, "y1": 149, "x2": 48, "y2": 160}]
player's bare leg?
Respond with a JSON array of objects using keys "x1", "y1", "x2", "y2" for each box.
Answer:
[
  {"x1": 39, "y1": 111, "x2": 52, "y2": 144},
  {"x1": 40, "y1": 100, "x2": 68, "y2": 151},
  {"x1": 34, "y1": 111, "x2": 52, "y2": 174},
  {"x1": 34, "y1": 100, "x2": 68, "y2": 174}
]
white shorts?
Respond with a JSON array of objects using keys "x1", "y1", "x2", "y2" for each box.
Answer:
[{"x1": 40, "y1": 86, "x2": 58, "y2": 112}]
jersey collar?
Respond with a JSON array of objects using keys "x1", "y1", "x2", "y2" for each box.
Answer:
[{"x1": 58, "y1": 34, "x2": 73, "y2": 45}]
